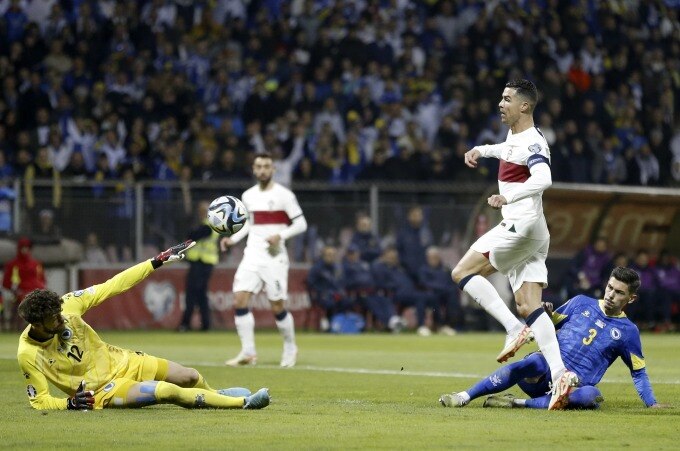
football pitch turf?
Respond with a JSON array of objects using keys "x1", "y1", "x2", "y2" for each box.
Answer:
[{"x1": 0, "y1": 331, "x2": 678, "y2": 450}]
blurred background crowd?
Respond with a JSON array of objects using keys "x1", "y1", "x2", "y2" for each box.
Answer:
[
  {"x1": 0, "y1": 0, "x2": 679, "y2": 188},
  {"x1": 0, "y1": 0, "x2": 679, "y2": 332}
]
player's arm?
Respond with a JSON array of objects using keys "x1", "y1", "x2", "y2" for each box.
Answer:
[
  {"x1": 19, "y1": 356, "x2": 93, "y2": 410},
  {"x1": 503, "y1": 154, "x2": 552, "y2": 204},
  {"x1": 220, "y1": 219, "x2": 250, "y2": 250},
  {"x1": 548, "y1": 296, "x2": 581, "y2": 328},
  {"x1": 477, "y1": 143, "x2": 505, "y2": 158},
  {"x1": 620, "y1": 333, "x2": 659, "y2": 407},
  {"x1": 63, "y1": 241, "x2": 195, "y2": 315},
  {"x1": 279, "y1": 193, "x2": 308, "y2": 241},
  {"x1": 188, "y1": 224, "x2": 213, "y2": 242}
]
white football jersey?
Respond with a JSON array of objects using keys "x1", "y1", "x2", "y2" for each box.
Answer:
[
  {"x1": 479, "y1": 126, "x2": 551, "y2": 239},
  {"x1": 240, "y1": 182, "x2": 304, "y2": 259}
]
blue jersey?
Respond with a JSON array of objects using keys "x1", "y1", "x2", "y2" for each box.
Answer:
[{"x1": 553, "y1": 295, "x2": 657, "y2": 406}]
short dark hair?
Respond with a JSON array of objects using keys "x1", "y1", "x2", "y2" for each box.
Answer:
[
  {"x1": 18, "y1": 289, "x2": 63, "y2": 324},
  {"x1": 253, "y1": 152, "x2": 273, "y2": 162},
  {"x1": 506, "y1": 79, "x2": 538, "y2": 108},
  {"x1": 610, "y1": 267, "x2": 641, "y2": 295}
]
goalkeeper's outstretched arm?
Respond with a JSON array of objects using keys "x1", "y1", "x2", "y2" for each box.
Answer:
[{"x1": 64, "y1": 241, "x2": 195, "y2": 315}]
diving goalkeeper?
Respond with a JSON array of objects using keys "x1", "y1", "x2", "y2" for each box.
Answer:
[{"x1": 17, "y1": 241, "x2": 269, "y2": 411}]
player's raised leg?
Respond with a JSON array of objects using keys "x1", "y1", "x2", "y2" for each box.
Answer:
[
  {"x1": 226, "y1": 291, "x2": 257, "y2": 366},
  {"x1": 452, "y1": 249, "x2": 528, "y2": 354}
]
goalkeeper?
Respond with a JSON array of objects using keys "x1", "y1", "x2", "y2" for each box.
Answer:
[{"x1": 17, "y1": 241, "x2": 269, "y2": 411}]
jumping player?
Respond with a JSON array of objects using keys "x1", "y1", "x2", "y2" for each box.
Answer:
[
  {"x1": 221, "y1": 153, "x2": 308, "y2": 368},
  {"x1": 451, "y1": 79, "x2": 577, "y2": 409}
]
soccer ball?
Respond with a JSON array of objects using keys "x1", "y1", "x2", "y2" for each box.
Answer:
[{"x1": 206, "y1": 196, "x2": 248, "y2": 235}]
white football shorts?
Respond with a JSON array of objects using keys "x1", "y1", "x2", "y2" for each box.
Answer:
[
  {"x1": 233, "y1": 255, "x2": 289, "y2": 301},
  {"x1": 470, "y1": 223, "x2": 549, "y2": 292}
]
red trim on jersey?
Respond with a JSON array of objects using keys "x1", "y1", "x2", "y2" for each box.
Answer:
[
  {"x1": 498, "y1": 160, "x2": 530, "y2": 183},
  {"x1": 252, "y1": 210, "x2": 291, "y2": 225}
]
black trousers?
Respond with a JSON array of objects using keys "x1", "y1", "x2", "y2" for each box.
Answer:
[{"x1": 180, "y1": 261, "x2": 214, "y2": 330}]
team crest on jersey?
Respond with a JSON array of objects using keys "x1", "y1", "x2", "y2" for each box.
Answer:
[
  {"x1": 74, "y1": 287, "x2": 95, "y2": 297},
  {"x1": 27, "y1": 385, "x2": 37, "y2": 398},
  {"x1": 528, "y1": 143, "x2": 541, "y2": 153},
  {"x1": 60, "y1": 328, "x2": 73, "y2": 341},
  {"x1": 103, "y1": 382, "x2": 116, "y2": 393},
  {"x1": 582, "y1": 310, "x2": 591, "y2": 317},
  {"x1": 610, "y1": 328, "x2": 621, "y2": 340}
]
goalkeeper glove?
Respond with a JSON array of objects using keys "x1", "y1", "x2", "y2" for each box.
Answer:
[
  {"x1": 67, "y1": 380, "x2": 94, "y2": 410},
  {"x1": 152, "y1": 240, "x2": 196, "y2": 267}
]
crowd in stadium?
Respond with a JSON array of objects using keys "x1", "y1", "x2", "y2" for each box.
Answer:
[
  {"x1": 0, "y1": 0, "x2": 679, "y2": 188},
  {"x1": 305, "y1": 211, "x2": 680, "y2": 333},
  {"x1": 1, "y1": 1, "x2": 679, "y2": 331}
]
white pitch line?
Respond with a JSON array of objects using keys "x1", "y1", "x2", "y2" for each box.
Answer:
[
  {"x1": 1, "y1": 355, "x2": 677, "y2": 385},
  {"x1": 187, "y1": 361, "x2": 680, "y2": 385}
]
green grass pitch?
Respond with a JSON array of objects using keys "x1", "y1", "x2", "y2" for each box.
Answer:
[{"x1": 0, "y1": 331, "x2": 678, "y2": 449}]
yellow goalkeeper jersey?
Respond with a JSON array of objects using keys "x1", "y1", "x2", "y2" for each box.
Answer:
[{"x1": 17, "y1": 260, "x2": 155, "y2": 410}]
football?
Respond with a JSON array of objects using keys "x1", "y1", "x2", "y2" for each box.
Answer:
[{"x1": 206, "y1": 195, "x2": 248, "y2": 235}]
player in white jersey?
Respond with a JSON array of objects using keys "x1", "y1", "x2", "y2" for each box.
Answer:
[
  {"x1": 221, "y1": 153, "x2": 308, "y2": 368},
  {"x1": 450, "y1": 79, "x2": 577, "y2": 410}
]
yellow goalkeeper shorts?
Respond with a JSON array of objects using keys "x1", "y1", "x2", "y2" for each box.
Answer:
[{"x1": 94, "y1": 352, "x2": 169, "y2": 409}]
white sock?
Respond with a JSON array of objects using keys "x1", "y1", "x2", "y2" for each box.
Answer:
[
  {"x1": 459, "y1": 391, "x2": 471, "y2": 403},
  {"x1": 529, "y1": 312, "x2": 566, "y2": 382},
  {"x1": 514, "y1": 398, "x2": 526, "y2": 406},
  {"x1": 275, "y1": 311, "x2": 296, "y2": 349},
  {"x1": 234, "y1": 312, "x2": 256, "y2": 355},
  {"x1": 463, "y1": 276, "x2": 522, "y2": 333}
]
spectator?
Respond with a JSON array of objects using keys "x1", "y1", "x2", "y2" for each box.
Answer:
[
  {"x1": 564, "y1": 237, "x2": 612, "y2": 299},
  {"x1": 0, "y1": 176, "x2": 16, "y2": 234},
  {"x1": 1, "y1": 237, "x2": 46, "y2": 330},
  {"x1": 396, "y1": 205, "x2": 433, "y2": 282},
  {"x1": 653, "y1": 250, "x2": 680, "y2": 332},
  {"x1": 628, "y1": 249, "x2": 659, "y2": 330},
  {"x1": 108, "y1": 166, "x2": 135, "y2": 262},
  {"x1": 418, "y1": 246, "x2": 463, "y2": 335},
  {"x1": 371, "y1": 246, "x2": 436, "y2": 336},
  {"x1": 343, "y1": 244, "x2": 404, "y2": 333},
  {"x1": 83, "y1": 232, "x2": 109, "y2": 265},
  {"x1": 32, "y1": 207, "x2": 61, "y2": 245},
  {"x1": 348, "y1": 212, "x2": 382, "y2": 263},
  {"x1": 636, "y1": 143, "x2": 661, "y2": 186},
  {"x1": 306, "y1": 245, "x2": 354, "y2": 330},
  {"x1": 23, "y1": 146, "x2": 62, "y2": 233}
]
